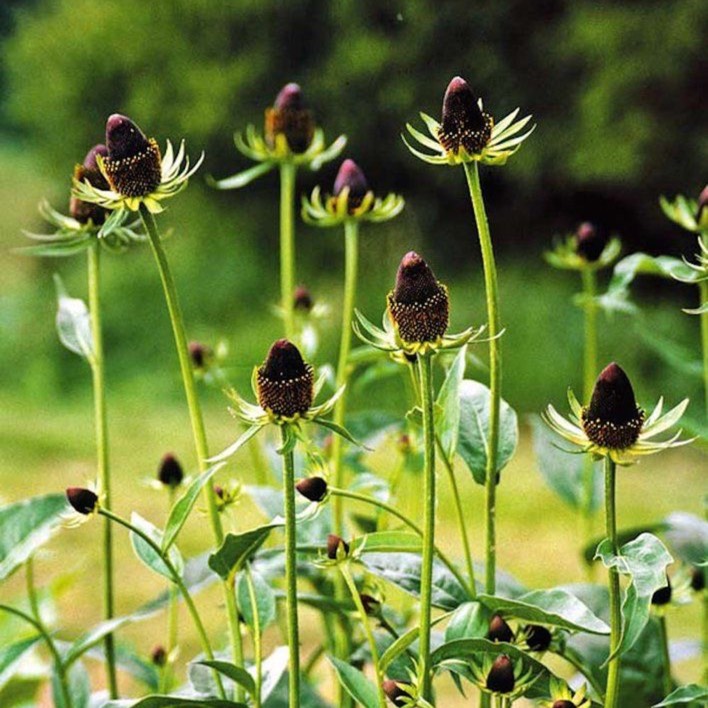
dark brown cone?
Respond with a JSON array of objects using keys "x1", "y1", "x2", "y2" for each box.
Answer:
[
  {"x1": 103, "y1": 114, "x2": 162, "y2": 197},
  {"x1": 70, "y1": 144, "x2": 110, "y2": 224},
  {"x1": 525, "y1": 624, "x2": 552, "y2": 651},
  {"x1": 66, "y1": 487, "x2": 98, "y2": 515},
  {"x1": 651, "y1": 576, "x2": 672, "y2": 606},
  {"x1": 575, "y1": 221, "x2": 607, "y2": 262},
  {"x1": 581, "y1": 363, "x2": 644, "y2": 450},
  {"x1": 256, "y1": 339, "x2": 314, "y2": 418},
  {"x1": 326, "y1": 533, "x2": 349, "y2": 560},
  {"x1": 487, "y1": 614, "x2": 514, "y2": 643},
  {"x1": 151, "y1": 645, "x2": 167, "y2": 667},
  {"x1": 382, "y1": 679, "x2": 409, "y2": 706},
  {"x1": 333, "y1": 159, "x2": 369, "y2": 211},
  {"x1": 552, "y1": 701, "x2": 576, "y2": 708},
  {"x1": 293, "y1": 285, "x2": 313, "y2": 312},
  {"x1": 265, "y1": 83, "x2": 314, "y2": 154},
  {"x1": 387, "y1": 252, "x2": 449, "y2": 344},
  {"x1": 438, "y1": 76, "x2": 493, "y2": 155},
  {"x1": 486, "y1": 654, "x2": 515, "y2": 694},
  {"x1": 296, "y1": 476, "x2": 328, "y2": 502},
  {"x1": 188, "y1": 341, "x2": 211, "y2": 370},
  {"x1": 158, "y1": 453, "x2": 184, "y2": 488},
  {"x1": 691, "y1": 566, "x2": 705, "y2": 592}
]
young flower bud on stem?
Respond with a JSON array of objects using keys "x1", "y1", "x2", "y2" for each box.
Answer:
[
  {"x1": 690, "y1": 566, "x2": 705, "y2": 592},
  {"x1": 256, "y1": 339, "x2": 314, "y2": 418},
  {"x1": 293, "y1": 285, "x2": 313, "y2": 312},
  {"x1": 487, "y1": 614, "x2": 515, "y2": 643},
  {"x1": 295, "y1": 476, "x2": 328, "y2": 502},
  {"x1": 575, "y1": 222, "x2": 607, "y2": 262},
  {"x1": 157, "y1": 453, "x2": 184, "y2": 488},
  {"x1": 524, "y1": 624, "x2": 552, "y2": 651},
  {"x1": 359, "y1": 593, "x2": 382, "y2": 618},
  {"x1": 188, "y1": 341, "x2": 211, "y2": 370},
  {"x1": 552, "y1": 701, "x2": 576, "y2": 708},
  {"x1": 70, "y1": 144, "x2": 110, "y2": 224},
  {"x1": 651, "y1": 576, "x2": 672, "y2": 606},
  {"x1": 66, "y1": 487, "x2": 99, "y2": 515},
  {"x1": 382, "y1": 679, "x2": 410, "y2": 707},
  {"x1": 486, "y1": 654, "x2": 515, "y2": 694},
  {"x1": 333, "y1": 159, "x2": 369, "y2": 211},
  {"x1": 327, "y1": 533, "x2": 349, "y2": 560},
  {"x1": 438, "y1": 76, "x2": 493, "y2": 155},
  {"x1": 151, "y1": 645, "x2": 167, "y2": 667},
  {"x1": 265, "y1": 83, "x2": 315, "y2": 154}
]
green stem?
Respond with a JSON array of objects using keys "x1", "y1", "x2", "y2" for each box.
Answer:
[
  {"x1": 87, "y1": 244, "x2": 118, "y2": 698},
  {"x1": 280, "y1": 427, "x2": 300, "y2": 708},
  {"x1": 604, "y1": 456, "x2": 621, "y2": 708},
  {"x1": 700, "y1": 279, "x2": 708, "y2": 414},
  {"x1": 0, "y1": 604, "x2": 72, "y2": 708},
  {"x1": 280, "y1": 162, "x2": 297, "y2": 340},
  {"x1": 25, "y1": 556, "x2": 40, "y2": 622},
  {"x1": 164, "y1": 487, "x2": 179, "y2": 694},
  {"x1": 99, "y1": 508, "x2": 226, "y2": 699},
  {"x1": 418, "y1": 352, "x2": 436, "y2": 700},
  {"x1": 464, "y1": 162, "x2": 501, "y2": 595},
  {"x1": 561, "y1": 648, "x2": 606, "y2": 700},
  {"x1": 340, "y1": 564, "x2": 387, "y2": 707},
  {"x1": 139, "y1": 205, "x2": 244, "y2": 690},
  {"x1": 245, "y1": 563, "x2": 263, "y2": 708},
  {"x1": 658, "y1": 615, "x2": 672, "y2": 698}
]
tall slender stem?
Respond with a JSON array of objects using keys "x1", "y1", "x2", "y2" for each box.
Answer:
[
  {"x1": 604, "y1": 456, "x2": 621, "y2": 708},
  {"x1": 464, "y1": 162, "x2": 501, "y2": 595},
  {"x1": 418, "y1": 352, "x2": 436, "y2": 699},
  {"x1": 245, "y1": 563, "x2": 263, "y2": 708},
  {"x1": 700, "y1": 279, "x2": 708, "y2": 414},
  {"x1": 87, "y1": 244, "x2": 118, "y2": 698},
  {"x1": 280, "y1": 427, "x2": 300, "y2": 708},
  {"x1": 25, "y1": 557, "x2": 40, "y2": 623},
  {"x1": 658, "y1": 615, "x2": 672, "y2": 698},
  {"x1": 139, "y1": 205, "x2": 244, "y2": 690},
  {"x1": 280, "y1": 162, "x2": 297, "y2": 340},
  {"x1": 164, "y1": 487, "x2": 179, "y2": 693}
]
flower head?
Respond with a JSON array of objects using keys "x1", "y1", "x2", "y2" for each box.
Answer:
[
  {"x1": 157, "y1": 453, "x2": 184, "y2": 488},
  {"x1": 72, "y1": 114, "x2": 203, "y2": 213},
  {"x1": 544, "y1": 222, "x2": 621, "y2": 272},
  {"x1": 487, "y1": 614, "x2": 515, "y2": 643},
  {"x1": 539, "y1": 678, "x2": 591, "y2": 708},
  {"x1": 486, "y1": 655, "x2": 515, "y2": 694},
  {"x1": 383, "y1": 679, "x2": 413, "y2": 707},
  {"x1": 543, "y1": 362, "x2": 692, "y2": 464},
  {"x1": 522, "y1": 624, "x2": 553, "y2": 652},
  {"x1": 296, "y1": 475, "x2": 328, "y2": 502},
  {"x1": 326, "y1": 533, "x2": 350, "y2": 560},
  {"x1": 66, "y1": 486, "x2": 99, "y2": 515},
  {"x1": 403, "y1": 76, "x2": 534, "y2": 167},
  {"x1": 293, "y1": 285, "x2": 313, "y2": 312},
  {"x1": 466, "y1": 652, "x2": 537, "y2": 700},
  {"x1": 265, "y1": 83, "x2": 315, "y2": 154},
  {"x1": 70, "y1": 144, "x2": 110, "y2": 225}
]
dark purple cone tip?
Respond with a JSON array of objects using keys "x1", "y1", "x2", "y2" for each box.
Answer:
[
  {"x1": 393, "y1": 252, "x2": 441, "y2": 305},
  {"x1": 575, "y1": 221, "x2": 607, "y2": 262},
  {"x1": 296, "y1": 476, "x2": 328, "y2": 502},
  {"x1": 691, "y1": 566, "x2": 705, "y2": 592},
  {"x1": 326, "y1": 533, "x2": 349, "y2": 560},
  {"x1": 486, "y1": 654, "x2": 515, "y2": 694},
  {"x1": 552, "y1": 701, "x2": 576, "y2": 708},
  {"x1": 261, "y1": 339, "x2": 309, "y2": 381},
  {"x1": 188, "y1": 341, "x2": 210, "y2": 369},
  {"x1": 438, "y1": 76, "x2": 492, "y2": 154},
  {"x1": 106, "y1": 114, "x2": 151, "y2": 160},
  {"x1": 525, "y1": 624, "x2": 552, "y2": 651},
  {"x1": 293, "y1": 285, "x2": 313, "y2": 312},
  {"x1": 382, "y1": 679, "x2": 409, "y2": 706},
  {"x1": 214, "y1": 485, "x2": 225, "y2": 499},
  {"x1": 697, "y1": 185, "x2": 708, "y2": 222},
  {"x1": 66, "y1": 487, "x2": 98, "y2": 515},
  {"x1": 651, "y1": 576, "x2": 672, "y2": 606},
  {"x1": 158, "y1": 453, "x2": 184, "y2": 487},
  {"x1": 487, "y1": 614, "x2": 515, "y2": 643},
  {"x1": 265, "y1": 83, "x2": 314, "y2": 153},
  {"x1": 274, "y1": 83, "x2": 305, "y2": 111},
  {"x1": 586, "y1": 363, "x2": 640, "y2": 425},
  {"x1": 333, "y1": 159, "x2": 369, "y2": 201},
  {"x1": 151, "y1": 645, "x2": 167, "y2": 667}
]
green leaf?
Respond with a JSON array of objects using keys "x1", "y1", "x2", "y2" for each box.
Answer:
[
  {"x1": 53, "y1": 275, "x2": 94, "y2": 361},
  {"x1": 477, "y1": 588, "x2": 609, "y2": 634},
  {"x1": 162, "y1": 462, "x2": 224, "y2": 551},
  {"x1": 209, "y1": 524, "x2": 279, "y2": 580},
  {"x1": 103, "y1": 698, "x2": 244, "y2": 707},
  {"x1": 581, "y1": 523, "x2": 668, "y2": 566},
  {"x1": 130, "y1": 513, "x2": 183, "y2": 581},
  {"x1": 436, "y1": 345, "x2": 467, "y2": 459},
  {"x1": 444, "y1": 602, "x2": 490, "y2": 643},
  {"x1": 352, "y1": 531, "x2": 422, "y2": 554},
  {"x1": 0, "y1": 493, "x2": 68, "y2": 581},
  {"x1": 457, "y1": 380, "x2": 518, "y2": 485},
  {"x1": 260, "y1": 646, "x2": 289, "y2": 704},
  {"x1": 609, "y1": 253, "x2": 700, "y2": 293},
  {"x1": 596, "y1": 532, "x2": 673, "y2": 658},
  {"x1": 653, "y1": 684, "x2": 708, "y2": 706},
  {"x1": 196, "y1": 660, "x2": 256, "y2": 698},
  {"x1": 0, "y1": 635, "x2": 42, "y2": 691},
  {"x1": 236, "y1": 569, "x2": 276, "y2": 632},
  {"x1": 52, "y1": 658, "x2": 90, "y2": 708},
  {"x1": 328, "y1": 657, "x2": 378, "y2": 708},
  {"x1": 380, "y1": 611, "x2": 453, "y2": 673}
]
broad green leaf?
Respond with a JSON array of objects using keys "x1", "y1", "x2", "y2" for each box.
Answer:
[
  {"x1": 197, "y1": 660, "x2": 256, "y2": 697},
  {"x1": 54, "y1": 275, "x2": 94, "y2": 361},
  {"x1": 662, "y1": 512, "x2": 708, "y2": 566},
  {"x1": 653, "y1": 684, "x2": 708, "y2": 706},
  {"x1": 582, "y1": 523, "x2": 668, "y2": 566},
  {"x1": 436, "y1": 345, "x2": 467, "y2": 458},
  {"x1": 596, "y1": 532, "x2": 673, "y2": 658},
  {"x1": 477, "y1": 588, "x2": 609, "y2": 634},
  {"x1": 0, "y1": 635, "x2": 42, "y2": 691},
  {"x1": 380, "y1": 611, "x2": 453, "y2": 673},
  {"x1": 609, "y1": 253, "x2": 700, "y2": 293},
  {"x1": 130, "y1": 513, "x2": 183, "y2": 581},
  {"x1": 236, "y1": 569, "x2": 276, "y2": 632},
  {"x1": 352, "y1": 531, "x2": 422, "y2": 554},
  {"x1": 0, "y1": 493, "x2": 68, "y2": 581},
  {"x1": 530, "y1": 415, "x2": 602, "y2": 512},
  {"x1": 328, "y1": 656, "x2": 378, "y2": 708},
  {"x1": 209, "y1": 524, "x2": 279, "y2": 580},
  {"x1": 444, "y1": 602, "x2": 490, "y2": 643},
  {"x1": 457, "y1": 380, "x2": 518, "y2": 485},
  {"x1": 162, "y1": 462, "x2": 224, "y2": 551}
]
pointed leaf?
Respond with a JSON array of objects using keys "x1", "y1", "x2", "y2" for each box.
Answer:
[
  {"x1": 436, "y1": 346, "x2": 467, "y2": 458},
  {"x1": 209, "y1": 524, "x2": 279, "y2": 580},
  {"x1": 130, "y1": 513, "x2": 183, "y2": 581},
  {"x1": 236, "y1": 569, "x2": 276, "y2": 632},
  {"x1": 208, "y1": 161, "x2": 275, "y2": 189},
  {"x1": 653, "y1": 684, "x2": 708, "y2": 706},
  {"x1": 197, "y1": 660, "x2": 256, "y2": 697},
  {"x1": 327, "y1": 657, "x2": 378, "y2": 708},
  {"x1": 352, "y1": 531, "x2": 422, "y2": 554},
  {"x1": 0, "y1": 634, "x2": 42, "y2": 690},
  {"x1": 444, "y1": 602, "x2": 490, "y2": 643}
]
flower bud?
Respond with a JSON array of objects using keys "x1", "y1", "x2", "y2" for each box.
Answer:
[
  {"x1": 651, "y1": 576, "x2": 672, "y2": 606},
  {"x1": 581, "y1": 363, "x2": 644, "y2": 450},
  {"x1": 70, "y1": 144, "x2": 110, "y2": 224},
  {"x1": 296, "y1": 476, "x2": 328, "y2": 502},
  {"x1": 387, "y1": 252, "x2": 449, "y2": 344},
  {"x1": 396, "y1": 433, "x2": 411, "y2": 454},
  {"x1": 696, "y1": 185, "x2": 708, "y2": 227},
  {"x1": 691, "y1": 566, "x2": 705, "y2": 592},
  {"x1": 438, "y1": 76, "x2": 493, "y2": 155},
  {"x1": 575, "y1": 221, "x2": 607, "y2": 262},
  {"x1": 360, "y1": 593, "x2": 382, "y2": 617},
  {"x1": 104, "y1": 114, "x2": 162, "y2": 197},
  {"x1": 151, "y1": 645, "x2": 167, "y2": 667},
  {"x1": 487, "y1": 614, "x2": 514, "y2": 643},
  {"x1": 265, "y1": 83, "x2": 315, "y2": 154},
  {"x1": 326, "y1": 533, "x2": 349, "y2": 560},
  {"x1": 524, "y1": 624, "x2": 552, "y2": 651},
  {"x1": 333, "y1": 159, "x2": 369, "y2": 211},
  {"x1": 486, "y1": 654, "x2": 515, "y2": 694},
  {"x1": 552, "y1": 701, "x2": 576, "y2": 708},
  {"x1": 157, "y1": 453, "x2": 184, "y2": 488},
  {"x1": 256, "y1": 339, "x2": 314, "y2": 418},
  {"x1": 382, "y1": 679, "x2": 409, "y2": 706},
  {"x1": 293, "y1": 285, "x2": 313, "y2": 312},
  {"x1": 66, "y1": 487, "x2": 98, "y2": 515},
  {"x1": 188, "y1": 341, "x2": 211, "y2": 370},
  {"x1": 214, "y1": 485, "x2": 225, "y2": 500}
]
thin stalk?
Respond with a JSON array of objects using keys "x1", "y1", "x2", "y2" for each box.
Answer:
[
  {"x1": 280, "y1": 162, "x2": 297, "y2": 340},
  {"x1": 99, "y1": 508, "x2": 226, "y2": 699},
  {"x1": 463, "y1": 162, "x2": 501, "y2": 595},
  {"x1": 87, "y1": 244, "x2": 118, "y2": 698},
  {"x1": 604, "y1": 457, "x2": 621, "y2": 708},
  {"x1": 280, "y1": 427, "x2": 300, "y2": 708},
  {"x1": 340, "y1": 564, "x2": 387, "y2": 707},
  {"x1": 25, "y1": 556, "x2": 40, "y2": 622},
  {"x1": 700, "y1": 279, "x2": 708, "y2": 413},
  {"x1": 245, "y1": 563, "x2": 263, "y2": 708},
  {"x1": 139, "y1": 205, "x2": 244, "y2": 689},
  {"x1": 163, "y1": 487, "x2": 179, "y2": 694},
  {"x1": 303, "y1": 644, "x2": 325, "y2": 677},
  {"x1": 418, "y1": 352, "x2": 436, "y2": 699},
  {"x1": 658, "y1": 615, "x2": 672, "y2": 698}
]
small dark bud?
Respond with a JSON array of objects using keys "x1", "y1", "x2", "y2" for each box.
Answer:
[
  {"x1": 552, "y1": 701, "x2": 576, "y2": 708},
  {"x1": 66, "y1": 487, "x2": 98, "y2": 515},
  {"x1": 690, "y1": 566, "x2": 705, "y2": 592},
  {"x1": 214, "y1": 485, "x2": 225, "y2": 499},
  {"x1": 326, "y1": 533, "x2": 349, "y2": 560},
  {"x1": 525, "y1": 624, "x2": 552, "y2": 651},
  {"x1": 188, "y1": 341, "x2": 211, "y2": 370},
  {"x1": 438, "y1": 76, "x2": 493, "y2": 155},
  {"x1": 387, "y1": 252, "x2": 449, "y2": 344},
  {"x1": 265, "y1": 83, "x2": 315, "y2": 154},
  {"x1": 296, "y1": 476, "x2": 328, "y2": 502},
  {"x1": 103, "y1": 114, "x2": 162, "y2": 197},
  {"x1": 256, "y1": 339, "x2": 314, "y2": 418},
  {"x1": 70, "y1": 144, "x2": 110, "y2": 224},
  {"x1": 293, "y1": 285, "x2": 313, "y2": 312},
  {"x1": 360, "y1": 593, "x2": 382, "y2": 617},
  {"x1": 382, "y1": 679, "x2": 409, "y2": 706},
  {"x1": 396, "y1": 434, "x2": 411, "y2": 454},
  {"x1": 333, "y1": 159, "x2": 369, "y2": 211},
  {"x1": 651, "y1": 576, "x2": 672, "y2": 606},
  {"x1": 575, "y1": 221, "x2": 607, "y2": 262},
  {"x1": 697, "y1": 185, "x2": 708, "y2": 226},
  {"x1": 486, "y1": 654, "x2": 515, "y2": 694},
  {"x1": 487, "y1": 614, "x2": 515, "y2": 643},
  {"x1": 151, "y1": 645, "x2": 167, "y2": 667},
  {"x1": 581, "y1": 363, "x2": 644, "y2": 450},
  {"x1": 157, "y1": 453, "x2": 184, "y2": 488}
]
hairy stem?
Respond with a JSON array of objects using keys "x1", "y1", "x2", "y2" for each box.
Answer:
[
  {"x1": 604, "y1": 456, "x2": 621, "y2": 708},
  {"x1": 280, "y1": 162, "x2": 297, "y2": 340}
]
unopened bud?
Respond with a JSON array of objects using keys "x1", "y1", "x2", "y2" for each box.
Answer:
[
  {"x1": 256, "y1": 339, "x2": 314, "y2": 418},
  {"x1": 486, "y1": 654, "x2": 515, "y2": 694},
  {"x1": 188, "y1": 341, "x2": 211, "y2": 370},
  {"x1": 524, "y1": 624, "x2": 552, "y2": 651},
  {"x1": 438, "y1": 76, "x2": 492, "y2": 155},
  {"x1": 382, "y1": 679, "x2": 409, "y2": 706},
  {"x1": 66, "y1": 487, "x2": 98, "y2": 515},
  {"x1": 157, "y1": 453, "x2": 184, "y2": 488},
  {"x1": 70, "y1": 144, "x2": 110, "y2": 224},
  {"x1": 326, "y1": 533, "x2": 349, "y2": 560},
  {"x1": 265, "y1": 83, "x2": 315, "y2": 154},
  {"x1": 151, "y1": 645, "x2": 167, "y2": 667},
  {"x1": 293, "y1": 285, "x2": 313, "y2": 312},
  {"x1": 296, "y1": 476, "x2": 328, "y2": 502},
  {"x1": 333, "y1": 159, "x2": 369, "y2": 211},
  {"x1": 487, "y1": 614, "x2": 514, "y2": 643},
  {"x1": 575, "y1": 222, "x2": 607, "y2": 262}
]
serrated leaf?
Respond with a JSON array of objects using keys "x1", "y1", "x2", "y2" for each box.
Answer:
[
  {"x1": 208, "y1": 524, "x2": 279, "y2": 580},
  {"x1": 236, "y1": 569, "x2": 276, "y2": 632},
  {"x1": 436, "y1": 345, "x2": 467, "y2": 458},
  {"x1": 54, "y1": 275, "x2": 94, "y2": 361},
  {"x1": 130, "y1": 513, "x2": 183, "y2": 581},
  {"x1": 653, "y1": 684, "x2": 708, "y2": 706},
  {"x1": 328, "y1": 657, "x2": 378, "y2": 708}
]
